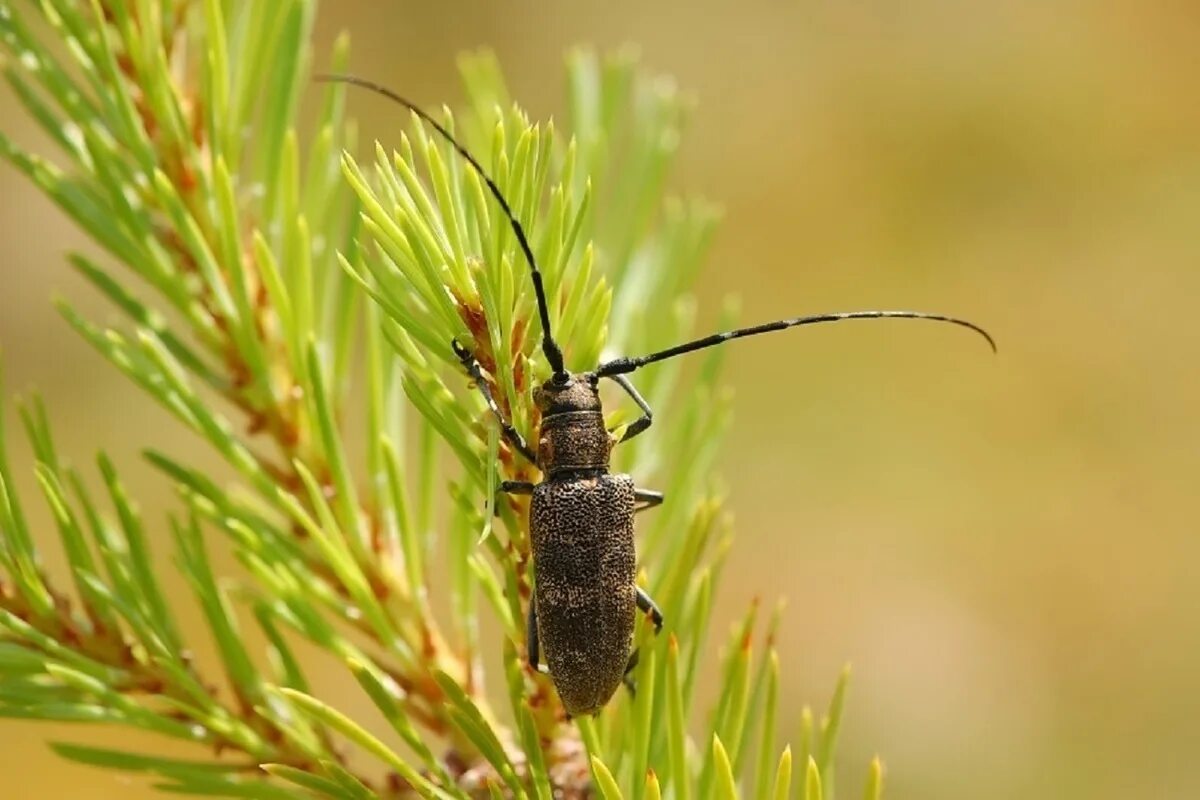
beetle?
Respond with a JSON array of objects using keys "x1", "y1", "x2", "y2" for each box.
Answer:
[{"x1": 319, "y1": 74, "x2": 996, "y2": 716}]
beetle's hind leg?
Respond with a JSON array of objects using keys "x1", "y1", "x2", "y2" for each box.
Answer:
[
  {"x1": 452, "y1": 339, "x2": 538, "y2": 465},
  {"x1": 636, "y1": 586, "x2": 664, "y2": 633},
  {"x1": 622, "y1": 649, "x2": 641, "y2": 698},
  {"x1": 623, "y1": 587, "x2": 665, "y2": 698},
  {"x1": 526, "y1": 597, "x2": 550, "y2": 676}
]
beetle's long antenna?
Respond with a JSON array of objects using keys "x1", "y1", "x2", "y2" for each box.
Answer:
[
  {"x1": 316, "y1": 73, "x2": 567, "y2": 378},
  {"x1": 595, "y1": 310, "x2": 995, "y2": 377}
]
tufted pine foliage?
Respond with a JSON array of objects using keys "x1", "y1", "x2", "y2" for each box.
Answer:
[{"x1": 0, "y1": 1, "x2": 883, "y2": 798}]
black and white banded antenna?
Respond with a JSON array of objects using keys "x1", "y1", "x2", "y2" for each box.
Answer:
[
  {"x1": 316, "y1": 73, "x2": 567, "y2": 380},
  {"x1": 595, "y1": 310, "x2": 996, "y2": 377}
]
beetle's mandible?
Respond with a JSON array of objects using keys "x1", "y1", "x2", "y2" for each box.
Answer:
[{"x1": 319, "y1": 73, "x2": 997, "y2": 717}]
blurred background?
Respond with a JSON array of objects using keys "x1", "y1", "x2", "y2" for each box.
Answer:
[{"x1": 3, "y1": 1, "x2": 1199, "y2": 798}]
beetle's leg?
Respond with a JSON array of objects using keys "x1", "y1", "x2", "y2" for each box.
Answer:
[
  {"x1": 491, "y1": 481, "x2": 535, "y2": 517},
  {"x1": 452, "y1": 339, "x2": 538, "y2": 465},
  {"x1": 526, "y1": 597, "x2": 549, "y2": 675},
  {"x1": 636, "y1": 586, "x2": 665, "y2": 633},
  {"x1": 606, "y1": 374, "x2": 654, "y2": 443},
  {"x1": 622, "y1": 649, "x2": 641, "y2": 697},
  {"x1": 623, "y1": 591, "x2": 665, "y2": 698},
  {"x1": 634, "y1": 488, "x2": 664, "y2": 514}
]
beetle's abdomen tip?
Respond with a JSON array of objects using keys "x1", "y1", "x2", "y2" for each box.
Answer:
[
  {"x1": 555, "y1": 672, "x2": 623, "y2": 718},
  {"x1": 560, "y1": 697, "x2": 607, "y2": 718}
]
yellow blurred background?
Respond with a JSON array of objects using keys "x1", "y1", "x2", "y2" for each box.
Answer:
[{"x1": 3, "y1": 1, "x2": 1199, "y2": 798}]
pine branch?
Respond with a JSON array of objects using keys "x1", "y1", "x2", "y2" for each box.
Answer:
[{"x1": 0, "y1": 1, "x2": 882, "y2": 797}]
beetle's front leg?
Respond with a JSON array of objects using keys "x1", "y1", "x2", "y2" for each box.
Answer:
[
  {"x1": 606, "y1": 374, "x2": 654, "y2": 443},
  {"x1": 452, "y1": 339, "x2": 538, "y2": 465}
]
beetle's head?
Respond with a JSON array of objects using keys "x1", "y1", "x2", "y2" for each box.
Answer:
[
  {"x1": 533, "y1": 371, "x2": 601, "y2": 417},
  {"x1": 533, "y1": 372, "x2": 609, "y2": 475}
]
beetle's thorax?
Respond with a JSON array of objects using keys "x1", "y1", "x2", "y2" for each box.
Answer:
[{"x1": 534, "y1": 372, "x2": 612, "y2": 478}]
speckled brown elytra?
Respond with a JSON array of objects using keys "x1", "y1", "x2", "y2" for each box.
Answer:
[{"x1": 319, "y1": 74, "x2": 996, "y2": 717}]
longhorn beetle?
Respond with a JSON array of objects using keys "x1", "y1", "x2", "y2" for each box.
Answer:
[{"x1": 320, "y1": 74, "x2": 996, "y2": 717}]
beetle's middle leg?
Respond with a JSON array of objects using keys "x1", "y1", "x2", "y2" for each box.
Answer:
[
  {"x1": 490, "y1": 481, "x2": 536, "y2": 517},
  {"x1": 634, "y1": 488, "x2": 664, "y2": 514},
  {"x1": 452, "y1": 339, "x2": 538, "y2": 464}
]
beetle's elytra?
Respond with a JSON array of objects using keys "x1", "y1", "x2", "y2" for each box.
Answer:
[
  {"x1": 322, "y1": 73, "x2": 996, "y2": 717},
  {"x1": 530, "y1": 471, "x2": 637, "y2": 714}
]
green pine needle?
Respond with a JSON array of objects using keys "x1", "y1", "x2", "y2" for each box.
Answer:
[{"x1": 0, "y1": 0, "x2": 883, "y2": 796}]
